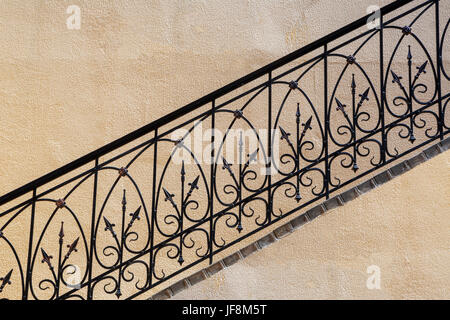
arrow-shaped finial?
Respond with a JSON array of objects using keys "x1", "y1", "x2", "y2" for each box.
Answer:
[
  {"x1": 357, "y1": 88, "x2": 370, "y2": 108},
  {"x1": 187, "y1": 176, "x2": 200, "y2": 198},
  {"x1": 279, "y1": 126, "x2": 290, "y2": 141},
  {"x1": 122, "y1": 189, "x2": 127, "y2": 207},
  {"x1": 222, "y1": 157, "x2": 232, "y2": 171},
  {"x1": 163, "y1": 188, "x2": 177, "y2": 209},
  {"x1": 415, "y1": 61, "x2": 428, "y2": 80},
  {"x1": 221, "y1": 157, "x2": 237, "y2": 181},
  {"x1": 181, "y1": 161, "x2": 186, "y2": 176},
  {"x1": 59, "y1": 222, "x2": 64, "y2": 245},
  {"x1": 65, "y1": 237, "x2": 79, "y2": 259},
  {"x1": 335, "y1": 98, "x2": 346, "y2": 112},
  {"x1": 0, "y1": 269, "x2": 13, "y2": 293},
  {"x1": 295, "y1": 190, "x2": 302, "y2": 203},
  {"x1": 301, "y1": 116, "x2": 313, "y2": 138},
  {"x1": 279, "y1": 126, "x2": 295, "y2": 151},
  {"x1": 335, "y1": 98, "x2": 354, "y2": 130},
  {"x1": 128, "y1": 206, "x2": 142, "y2": 229},
  {"x1": 115, "y1": 287, "x2": 122, "y2": 299},
  {"x1": 391, "y1": 70, "x2": 404, "y2": 88},
  {"x1": 351, "y1": 74, "x2": 356, "y2": 92}
]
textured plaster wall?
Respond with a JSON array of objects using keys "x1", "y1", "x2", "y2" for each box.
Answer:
[
  {"x1": 173, "y1": 151, "x2": 450, "y2": 299},
  {"x1": 0, "y1": 0, "x2": 449, "y2": 300}
]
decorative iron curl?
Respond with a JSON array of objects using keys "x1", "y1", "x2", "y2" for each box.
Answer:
[
  {"x1": 385, "y1": 123, "x2": 414, "y2": 158},
  {"x1": 181, "y1": 228, "x2": 210, "y2": 259},
  {"x1": 152, "y1": 243, "x2": 181, "y2": 281},
  {"x1": 121, "y1": 260, "x2": 149, "y2": 291},
  {"x1": 241, "y1": 197, "x2": 269, "y2": 227},
  {"x1": 212, "y1": 211, "x2": 239, "y2": 248},
  {"x1": 329, "y1": 152, "x2": 356, "y2": 188},
  {"x1": 155, "y1": 140, "x2": 210, "y2": 238},
  {"x1": 270, "y1": 181, "x2": 298, "y2": 217}
]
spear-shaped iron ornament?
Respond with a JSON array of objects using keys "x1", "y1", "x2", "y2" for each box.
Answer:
[
  {"x1": 0, "y1": 269, "x2": 13, "y2": 293},
  {"x1": 335, "y1": 98, "x2": 347, "y2": 113},
  {"x1": 247, "y1": 148, "x2": 259, "y2": 165},
  {"x1": 115, "y1": 287, "x2": 122, "y2": 299},
  {"x1": 41, "y1": 248, "x2": 54, "y2": 270},
  {"x1": 163, "y1": 185, "x2": 185, "y2": 264},
  {"x1": 357, "y1": 88, "x2": 370, "y2": 109},
  {"x1": 279, "y1": 126, "x2": 291, "y2": 142},
  {"x1": 221, "y1": 156, "x2": 237, "y2": 182},
  {"x1": 408, "y1": 47, "x2": 416, "y2": 143},
  {"x1": 36, "y1": 221, "x2": 82, "y2": 299},
  {"x1": 65, "y1": 238, "x2": 79, "y2": 259}
]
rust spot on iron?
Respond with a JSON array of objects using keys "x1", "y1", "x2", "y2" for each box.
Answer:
[{"x1": 119, "y1": 167, "x2": 128, "y2": 177}]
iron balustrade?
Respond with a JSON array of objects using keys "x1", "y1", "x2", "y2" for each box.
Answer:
[{"x1": 0, "y1": 0, "x2": 448, "y2": 300}]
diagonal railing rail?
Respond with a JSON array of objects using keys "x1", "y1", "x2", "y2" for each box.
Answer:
[{"x1": 0, "y1": 0, "x2": 448, "y2": 300}]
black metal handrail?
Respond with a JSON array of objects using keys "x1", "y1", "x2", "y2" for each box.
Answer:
[{"x1": 0, "y1": 0, "x2": 448, "y2": 300}]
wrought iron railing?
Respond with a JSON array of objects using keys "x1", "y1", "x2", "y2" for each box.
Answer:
[{"x1": 0, "y1": 0, "x2": 448, "y2": 300}]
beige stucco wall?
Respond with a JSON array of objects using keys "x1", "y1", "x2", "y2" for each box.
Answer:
[{"x1": 0, "y1": 0, "x2": 448, "y2": 300}]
